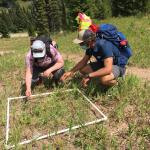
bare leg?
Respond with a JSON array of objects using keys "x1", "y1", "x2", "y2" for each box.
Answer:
[
  {"x1": 100, "y1": 73, "x2": 117, "y2": 86},
  {"x1": 80, "y1": 65, "x2": 117, "y2": 87}
]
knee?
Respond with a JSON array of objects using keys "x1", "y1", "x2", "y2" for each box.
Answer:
[
  {"x1": 100, "y1": 76, "x2": 113, "y2": 85},
  {"x1": 79, "y1": 68, "x2": 85, "y2": 75},
  {"x1": 100, "y1": 77, "x2": 108, "y2": 85},
  {"x1": 100, "y1": 77, "x2": 117, "y2": 86},
  {"x1": 53, "y1": 68, "x2": 65, "y2": 81}
]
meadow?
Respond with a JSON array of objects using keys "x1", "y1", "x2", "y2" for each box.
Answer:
[{"x1": 0, "y1": 16, "x2": 150, "y2": 149}]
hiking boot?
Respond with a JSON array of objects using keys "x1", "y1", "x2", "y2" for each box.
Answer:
[{"x1": 36, "y1": 76, "x2": 43, "y2": 85}]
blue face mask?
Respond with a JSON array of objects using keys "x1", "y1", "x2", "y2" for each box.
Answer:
[{"x1": 80, "y1": 44, "x2": 89, "y2": 50}]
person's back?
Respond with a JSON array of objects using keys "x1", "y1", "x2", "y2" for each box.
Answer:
[
  {"x1": 61, "y1": 29, "x2": 128, "y2": 87},
  {"x1": 87, "y1": 38, "x2": 128, "y2": 68}
]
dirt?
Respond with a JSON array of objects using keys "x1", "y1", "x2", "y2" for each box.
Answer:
[
  {"x1": 0, "y1": 81, "x2": 5, "y2": 91},
  {"x1": 0, "y1": 50, "x2": 15, "y2": 56},
  {"x1": 110, "y1": 122, "x2": 129, "y2": 136},
  {"x1": 10, "y1": 33, "x2": 28, "y2": 38},
  {"x1": 62, "y1": 53, "x2": 150, "y2": 81},
  {"x1": 126, "y1": 66, "x2": 150, "y2": 81}
]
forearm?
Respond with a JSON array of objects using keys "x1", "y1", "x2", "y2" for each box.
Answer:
[
  {"x1": 25, "y1": 67, "x2": 32, "y2": 90},
  {"x1": 47, "y1": 61, "x2": 64, "y2": 73},
  {"x1": 70, "y1": 59, "x2": 88, "y2": 73},
  {"x1": 25, "y1": 74, "x2": 32, "y2": 90},
  {"x1": 89, "y1": 67, "x2": 112, "y2": 78},
  {"x1": 89, "y1": 58, "x2": 113, "y2": 78}
]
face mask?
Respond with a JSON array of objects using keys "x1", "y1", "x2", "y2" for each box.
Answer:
[
  {"x1": 80, "y1": 44, "x2": 89, "y2": 50},
  {"x1": 36, "y1": 57, "x2": 45, "y2": 63}
]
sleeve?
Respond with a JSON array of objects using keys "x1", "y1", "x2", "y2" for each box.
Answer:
[
  {"x1": 98, "y1": 40, "x2": 113, "y2": 59},
  {"x1": 25, "y1": 50, "x2": 33, "y2": 69},
  {"x1": 50, "y1": 45, "x2": 63, "y2": 62},
  {"x1": 85, "y1": 48, "x2": 92, "y2": 56}
]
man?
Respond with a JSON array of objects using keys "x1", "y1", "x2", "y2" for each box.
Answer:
[
  {"x1": 25, "y1": 39, "x2": 64, "y2": 97},
  {"x1": 61, "y1": 29, "x2": 126, "y2": 87}
]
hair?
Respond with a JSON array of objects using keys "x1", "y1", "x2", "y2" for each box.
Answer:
[
  {"x1": 30, "y1": 37, "x2": 36, "y2": 45},
  {"x1": 86, "y1": 31, "x2": 96, "y2": 43}
]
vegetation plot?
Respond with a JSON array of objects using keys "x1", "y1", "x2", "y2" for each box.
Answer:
[
  {"x1": 8, "y1": 89, "x2": 101, "y2": 146},
  {"x1": 0, "y1": 16, "x2": 150, "y2": 149}
]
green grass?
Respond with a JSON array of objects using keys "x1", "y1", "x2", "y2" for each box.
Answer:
[
  {"x1": 8, "y1": 89, "x2": 98, "y2": 145},
  {"x1": 0, "y1": 16, "x2": 150, "y2": 149}
]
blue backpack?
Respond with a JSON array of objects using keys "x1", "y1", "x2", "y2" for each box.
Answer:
[{"x1": 96, "y1": 24, "x2": 132, "y2": 59}]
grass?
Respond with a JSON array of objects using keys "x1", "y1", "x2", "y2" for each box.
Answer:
[
  {"x1": 0, "y1": 16, "x2": 150, "y2": 149},
  {"x1": 3, "y1": 85, "x2": 108, "y2": 149},
  {"x1": 8, "y1": 89, "x2": 99, "y2": 146}
]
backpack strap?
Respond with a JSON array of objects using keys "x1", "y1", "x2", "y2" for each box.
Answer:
[
  {"x1": 45, "y1": 45, "x2": 53, "y2": 58},
  {"x1": 33, "y1": 35, "x2": 53, "y2": 58}
]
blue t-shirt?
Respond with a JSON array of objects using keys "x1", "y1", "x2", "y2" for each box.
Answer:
[{"x1": 86, "y1": 39, "x2": 127, "y2": 67}]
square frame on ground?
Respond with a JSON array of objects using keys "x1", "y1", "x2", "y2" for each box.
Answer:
[{"x1": 5, "y1": 88, "x2": 107, "y2": 149}]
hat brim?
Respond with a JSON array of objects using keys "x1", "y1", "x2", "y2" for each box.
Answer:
[
  {"x1": 32, "y1": 49, "x2": 46, "y2": 58},
  {"x1": 73, "y1": 38, "x2": 83, "y2": 44}
]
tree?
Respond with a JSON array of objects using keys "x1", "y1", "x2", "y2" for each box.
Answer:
[
  {"x1": 32, "y1": 0, "x2": 49, "y2": 36},
  {"x1": 111, "y1": 0, "x2": 148, "y2": 16},
  {"x1": 26, "y1": 7, "x2": 36, "y2": 36},
  {"x1": 0, "y1": 14, "x2": 10, "y2": 38},
  {"x1": 65, "y1": 0, "x2": 89, "y2": 30},
  {"x1": 45, "y1": 0, "x2": 62, "y2": 32},
  {"x1": 13, "y1": 3, "x2": 28, "y2": 31},
  {"x1": 59, "y1": 0, "x2": 68, "y2": 30}
]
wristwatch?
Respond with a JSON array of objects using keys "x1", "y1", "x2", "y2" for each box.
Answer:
[{"x1": 84, "y1": 74, "x2": 91, "y2": 79}]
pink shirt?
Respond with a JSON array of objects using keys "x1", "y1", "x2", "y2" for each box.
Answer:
[{"x1": 25, "y1": 45, "x2": 62, "y2": 69}]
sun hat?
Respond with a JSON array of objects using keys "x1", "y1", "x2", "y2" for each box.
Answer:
[
  {"x1": 73, "y1": 29, "x2": 96, "y2": 44},
  {"x1": 31, "y1": 40, "x2": 46, "y2": 58}
]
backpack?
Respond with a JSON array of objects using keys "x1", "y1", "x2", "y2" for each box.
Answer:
[
  {"x1": 96, "y1": 24, "x2": 132, "y2": 59},
  {"x1": 36, "y1": 35, "x2": 53, "y2": 58}
]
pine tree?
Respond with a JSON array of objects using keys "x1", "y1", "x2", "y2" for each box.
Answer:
[
  {"x1": 32, "y1": 0, "x2": 50, "y2": 36},
  {"x1": 59, "y1": 0, "x2": 68, "y2": 30},
  {"x1": 45, "y1": 0, "x2": 62, "y2": 32},
  {"x1": 65, "y1": 0, "x2": 89, "y2": 30},
  {"x1": 15, "y1": 3, "x2": 28, "y2": 31},
  {"x1": 26, "y1": 7, "x2": 36, "y2": 36},
  {"x1": 0, "y1": 14, "x2": 10, "y2": 38},
  {"x1": 8, "y1": 8, "x2": 18, "y2": 32},
  {"x1": 111, "y1": 0, "x2": 148, "y2": 16},
  {"x1": 86, "y1": 0, "x2": 112, "y2": 19}
]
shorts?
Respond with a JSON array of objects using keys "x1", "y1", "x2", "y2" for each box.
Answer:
[
  {"x1": 89, "y1": 61, "x2": 126, "y2": 78},
  {"x1": 32, "y1": 64, "x2": 65, "y2": 82}
]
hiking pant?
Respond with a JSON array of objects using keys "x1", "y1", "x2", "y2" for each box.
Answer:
[{"x1": 32, "y1": 64, "x2": 65, "y2": 83}]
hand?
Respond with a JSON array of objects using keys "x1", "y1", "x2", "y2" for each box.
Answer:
[
  {"x1": 25, "y1": 89, "x2": 31, "y2": 98},
  {"x1": 81, "y1": 77, "x2": 90, "y2": 87},
  {"x1": 61, "y1": 71, "x2": 74, "y2": 81},
  {"x1": 42, "y1": 70, "x2": 53, "y2": 78}
]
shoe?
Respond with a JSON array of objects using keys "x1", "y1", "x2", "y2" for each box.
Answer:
[{"x1": 36, "y1": 76, "x2": 43, "y2": 85}]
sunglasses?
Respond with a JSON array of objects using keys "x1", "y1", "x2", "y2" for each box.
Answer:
[
  {"x1": 79, "y1": 41, "x2": 89, "y2": 46},
  {"x1": 31, "y1": 48, "x2": 43, "y2": 53}
]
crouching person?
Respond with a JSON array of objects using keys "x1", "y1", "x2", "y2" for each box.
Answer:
[
  {"x1": 25, "y1": 38, "x2": 64, "y2": 97},
  {"x1": 61, "y1": 30, "x2": 127, "y2": 87}
]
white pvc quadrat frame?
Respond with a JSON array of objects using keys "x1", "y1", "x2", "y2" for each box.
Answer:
[{"x1": 5, "y1": 89, "x2": 107, "y2": 149}]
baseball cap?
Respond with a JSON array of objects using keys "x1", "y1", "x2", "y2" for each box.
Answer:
[
  {"x1": 73, "y1": 29, "x2": 96, "y2": 44},
  {"x1": 31, "y1": 40, "x2": 46, "y2": 58}
]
